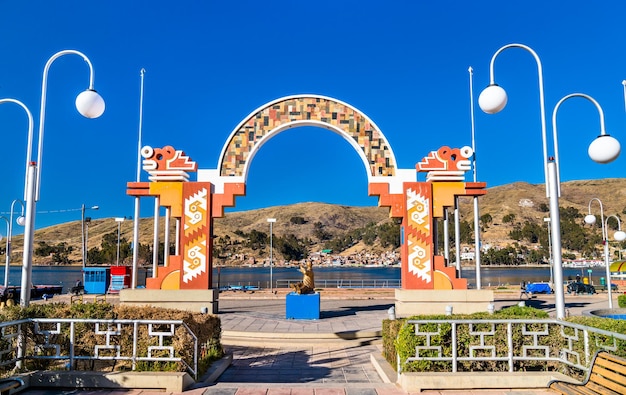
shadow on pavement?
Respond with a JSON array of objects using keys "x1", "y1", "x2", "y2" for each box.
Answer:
[
  {"x1": 321, "y1": 303, "x2": 394, "y2": 319},
  {"x1": 218, "y1": 347, "x2": 332, "y2": 383}
]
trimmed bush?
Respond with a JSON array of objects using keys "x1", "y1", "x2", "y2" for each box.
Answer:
[
  {"x1": 618, "y1": 294, "x2": 626, "y2": 308},
  {"x1": 0, "y1": 302, "x2": 222, "y2": 375},
  {"x1": 383, "y1": 305, "x2": 626, "y2": 376}
]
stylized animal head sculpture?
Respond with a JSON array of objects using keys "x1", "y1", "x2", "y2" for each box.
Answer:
[
  {"x1": 416, "y1": 146, "x2": 473, "y2": 181},
  {"x1": 141, "y1": 145, "x2": 198, "y2": 182}
]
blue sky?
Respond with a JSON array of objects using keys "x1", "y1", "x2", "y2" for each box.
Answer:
[{"x1": 1, "y1": 1, "x2": 626, "y2": 232}]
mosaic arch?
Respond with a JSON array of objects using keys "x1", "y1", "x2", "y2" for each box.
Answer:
[
  {"x1": 127, "y1": 94, "x2": 483, "y2": 291},
  {"x1": 208, "y1": 94, "x2": 400, "y2": 180}
]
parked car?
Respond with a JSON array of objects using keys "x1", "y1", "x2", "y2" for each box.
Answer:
[
  {"x1": 567, "y1": 281, "x2": 596, "y2": 294},
  {"x1": 601, "y1": 283, "x2": 619, "y2": 291}
]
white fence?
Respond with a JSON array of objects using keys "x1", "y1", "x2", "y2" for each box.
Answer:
[
  {"x1": 398, "y1": 318, "x2": 626, "y2": 375},
  {"x1": 0, "y1": 318, "x2": 198, "y2": 378}
]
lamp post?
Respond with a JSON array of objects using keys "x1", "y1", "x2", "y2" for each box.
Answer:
[
  {"x1": 0, "y1": 217, "x2": 9, "y2": 284},
  {"x1": 115, "y1": 218, "x2": 125, "y2": 266},
  {"x1": 267, "y1": 218, "x2": 276, "y2": 292},
  {"x1": 584, "y1": 199, "x2": 626, "y2": 309},
  {"x1": 544, "y1": 217, "x2": 553, "y2": 285},
  {"x1": 20, "y1": 50, "x2": 105, "y2": 307},
  {"x1": 0, "y1": 98, "x2": 33, "y2": 302},
  {"x1": 478, "y1": 44, "x2": 620, "y2": 319},
  {"x1": 81, "y1": 204, "x2": 99, "y2": 268},
  {"x1": 3, "y1": 200, "x2": 25, "y2": 287}
]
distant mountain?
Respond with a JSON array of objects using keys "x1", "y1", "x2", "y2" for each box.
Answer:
[{"x1": 5, "y1": 178, "x2": 626, "y2": 265}]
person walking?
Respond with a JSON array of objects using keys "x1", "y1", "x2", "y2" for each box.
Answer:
[{"x1": 520, "y1": 281, "x2": 529, "y2": 299}]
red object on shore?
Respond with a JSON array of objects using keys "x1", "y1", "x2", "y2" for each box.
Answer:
[{"x1": 109, "y1": 266, "x2": 131, "y2": 293}]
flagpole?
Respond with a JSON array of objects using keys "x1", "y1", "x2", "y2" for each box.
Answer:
[
  {"x1": 131, "y1": 68, "x2": 145, "y2": 288},
  {"x1": 469, "y1": 66, "x2": 482, "y2": 290}
]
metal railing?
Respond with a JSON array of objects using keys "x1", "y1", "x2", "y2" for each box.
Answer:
[
  {"x1": 398, "y1": 318, "x2": 626, "y2": 376},
  {"x1": 276, "y1": 279, "x2": 401, "y2": 289},
  {"x1": 0, "y1": 318, "x2": 198, "y2": 378}
]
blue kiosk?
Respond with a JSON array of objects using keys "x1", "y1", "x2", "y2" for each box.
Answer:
[{"x1": 83, "y1": 267, "x2": 110, "y2": 294}]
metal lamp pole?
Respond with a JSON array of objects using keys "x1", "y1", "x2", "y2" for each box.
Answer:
[
  {"x1": 585, "y1": 200, "x2": 626, "y2": 309},
  {"x1": 544, "y1": 217, "x2": 553, "y2": 284},
  {"x1": 81, "y1": 204, "x2": 99, "y2": 268},
  {"x1": 604, "y1": 215, "x2": 626, "y2": 304},
  {"x1": 3, "y1": 200, "x2": 25, "y2": 287},
  {"x1": 0, "y1": 218, "x2": 9, "y2": 284},
  {"x1": 0, "y1": 98, "x2": 33, "y2": 301},
  {"x1": 268, "y1": 218, "x2": 276, "y2": 292},
  {"x1": 479, "y1": 44, "x2": 620, "y2": 319},
  {"x1": 115, "y1": 218, "x2": 125, "y2": 266},
  {"x1": 20, "y1": 50, "x2": 105, "y2": 307}
]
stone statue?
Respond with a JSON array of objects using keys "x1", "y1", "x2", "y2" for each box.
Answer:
[{"x1": 290, "y1": 261, "x2": 315, "y2": 294}]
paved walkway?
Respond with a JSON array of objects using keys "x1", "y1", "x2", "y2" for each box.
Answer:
[{"x1": 22, "y1": 289, "x2": 619, "y2": 395}]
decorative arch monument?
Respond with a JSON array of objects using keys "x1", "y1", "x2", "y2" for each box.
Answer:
[{"x1": 123, "y1": 94, "x2": 494, "y2": 315}]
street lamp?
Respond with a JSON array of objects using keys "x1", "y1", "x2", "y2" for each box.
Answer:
[
  {"x1": 115, "y1": 217, "x2": 125, "y2": 266},
  {"x1": 0, "y1": 98, "x2": 33, "y2": 304},
  {"x1": 584, "y1": 199, "x2": 626, "y2": 309},
  {"x1": 267, "y1": 218, "x2": 276, "y2": 293},
  {"x1": 82, "y1": 204, "x2": 99, "y2": 268},
  {"x1": 0, "y1": 217, "x2": 9, "y2": 284},
  {"x1": 3, "y1": 200, "x2": 25, "y2": 287},
  {"x1": 478, "y1": 43, "x2": 620, "y2": 319},
  {"x1": 21, "y1": 49, "x2": 105, "y2": 307},
  {"x1": 544, "y1": 217, "x2": 553, "y2": 285}
]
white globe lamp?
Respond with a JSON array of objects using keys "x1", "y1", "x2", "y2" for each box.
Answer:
[
  {"x1": 478, "y1": 84, "x2": 508, "y2": 114},
  {"x1": 588, "y1": 135, "x2": 620, "y2": 164},
  {"x1": 16, "y1": 216, "x2": 26, "y2": 226},
  {"x1": 75, "y1": 89, "x2": 105, "y2": 119},
  {"x1": 584, "y1": 214, "x2": 597, "y2": 225},
  {"x1": 614, "y1": 230, "x2": 626, "y2": 242}
]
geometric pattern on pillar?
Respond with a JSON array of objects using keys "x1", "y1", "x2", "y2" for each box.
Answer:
[
  {"x1": 126, "y1": 146, "x2": 213, "y2": 290},
  {"x1": 181, "y1": 183, "x2": 211, "y2": 289},
  {"x1": 403, "y1": 183, "x2": 433, "y2": 289},
  {"x1": 395, "y1": 146, "x2": 487, "y2": 290}
]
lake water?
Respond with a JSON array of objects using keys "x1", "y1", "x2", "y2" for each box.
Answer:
[{"x1": 0, "y1": 264, "x2": 600, "y2": 291}]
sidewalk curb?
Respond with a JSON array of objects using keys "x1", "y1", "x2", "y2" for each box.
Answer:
[{"x1": 188, "y1": 354, "x2": 233, "y2": 389}]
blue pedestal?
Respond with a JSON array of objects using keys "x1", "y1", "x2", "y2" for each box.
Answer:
[{"x1": 286, "y1": 292, "x2": 320, "y2": 320}]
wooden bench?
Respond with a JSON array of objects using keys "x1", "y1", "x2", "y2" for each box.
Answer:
[
  {"x1": 0, "y1": 378, "x2": 23, "y2": 395},
  {"x1": 548, "y1": 351, "x2": 626, "y2": 394}
]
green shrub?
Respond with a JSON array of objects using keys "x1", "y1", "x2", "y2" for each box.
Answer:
[
  {"x1": 0, "y1": 302, "x2": 222, "y2": 375},
  {"x1": 382, "y1": 318, "x2": 405, "y2": 370},
  {"x1": 618, "y1": 294, "x2": 626, "y2": 308},
  {"x1": 564, "y1": 316, "x2": 626, "y2": 359},
  {"x1": 383, "y1": 306, "x2": 624, "y2": 375}
]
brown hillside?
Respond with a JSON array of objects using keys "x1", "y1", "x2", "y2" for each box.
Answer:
[{"x1": 458, "y1": 178, "x2": 626, "y2": 248}]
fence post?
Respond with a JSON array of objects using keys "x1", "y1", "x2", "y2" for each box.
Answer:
[
  {"x1": 16, "y1": 323, "x2": 24, "y2": 369},
  {"x1": 132, "y1": 322, "x2": 138, "y2": 370},
  {"x1": 507, "y1": 322, "x2": 514, "y2": 372},
  {"x1": 69, "y1": 321, "x2": 75, "y2": 370}
]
